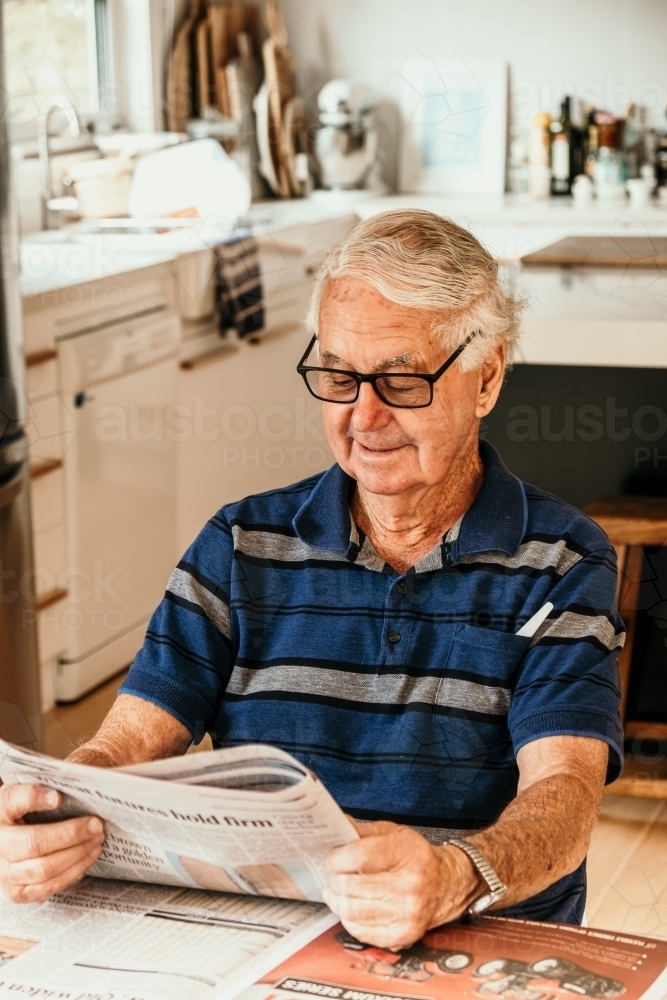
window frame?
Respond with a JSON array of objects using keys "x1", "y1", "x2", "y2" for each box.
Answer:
[{"x1": 5, "y1": 0, "x2": 117, "y2": 143}]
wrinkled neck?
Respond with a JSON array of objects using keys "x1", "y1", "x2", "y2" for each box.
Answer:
[{"x1": 351, "y1": 445, "x2": 484, "y2": 573}]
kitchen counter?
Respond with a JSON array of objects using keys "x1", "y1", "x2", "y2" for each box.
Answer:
[
  {"x1": 19, "y1": 192, "x2": 667, "y2": 371},
  {"x1": 21, "y1": 192, "x2": 667, "y2": 298},
  {"x1": 509, "y1": 265, "x2": 667, "y2": 368},
  {"x1": 19, "y1": 199, "x2": 362, "y2": 300}
]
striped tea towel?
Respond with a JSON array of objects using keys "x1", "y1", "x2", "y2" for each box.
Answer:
[{"x1": 215, "y1": 229, "x2": 264, "y2": 339}]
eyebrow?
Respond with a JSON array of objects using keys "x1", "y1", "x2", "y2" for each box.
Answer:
[{"x1": 318, "y1": 350, "x2": 417, "y2": 371}]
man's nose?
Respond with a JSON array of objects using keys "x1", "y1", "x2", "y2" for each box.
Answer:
[{"x1": 349, "y1": 381, "x2": 392, "y2": 432}]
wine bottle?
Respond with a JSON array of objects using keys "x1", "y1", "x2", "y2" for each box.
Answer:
[{"x1": 550, "y1": 96, "x2": 574, "y2": 195}]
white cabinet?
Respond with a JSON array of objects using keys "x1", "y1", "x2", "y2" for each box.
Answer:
[
  {"x1": 22, "y1": 260, "x2": 177, "y2": 708},
  {"x1": 175, "y1": 214, "x2": 357, "y2": 553},
  {"x1": 25, "y1": 352, "x2": 68, "y2": 711},
  {"x1": 176, "y1": 321, "x2": 334, "y2": 553}
]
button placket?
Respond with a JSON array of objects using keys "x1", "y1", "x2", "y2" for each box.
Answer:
[{"x1": 379, "y1": 577, "x2": 408, "y2": 666}]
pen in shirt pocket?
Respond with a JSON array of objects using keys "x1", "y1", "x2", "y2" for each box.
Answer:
[{"x1": 515, "y1": 602, "x2": 554, "y2": 638}]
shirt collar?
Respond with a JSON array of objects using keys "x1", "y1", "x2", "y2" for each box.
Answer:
[
  {"x1": 292, "y1": 440, "x2": 527, "y2": 564},
  {"x1": 452, "y1": 440, "x2": 527, "y2": 561},
  {"x1": 293, "y1": 463, "x2": 358, "y2": 556}
]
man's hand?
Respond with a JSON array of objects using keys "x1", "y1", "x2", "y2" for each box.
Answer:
[
  {"x1": 323, "y1": 820, "x2": 482, "y2": 951},
  {"x1": 0, "y1": 695, "x2": 191, "y2": 906},
  {"x1": 0, "y1": 784, "x2": 105, "y2": 904}
]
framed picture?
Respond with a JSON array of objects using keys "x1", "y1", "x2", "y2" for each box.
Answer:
[{"x1": 396, "y1": 55, "x2": 508, "y2": 195}]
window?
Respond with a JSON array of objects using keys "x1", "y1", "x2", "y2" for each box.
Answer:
[{"x1": 4, "y1": 0, "x2": 112, "y2": 132}]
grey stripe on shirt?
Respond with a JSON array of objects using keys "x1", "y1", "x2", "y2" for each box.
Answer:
[
  {"x1": 232, "y1": 526, "x2": 348, "y2": 563},
  {"x1": 460, "y1": 538, "x2": 583, "y2": 576},
  {"x1": 533, "y1": 610, "x2": 625, "y2": 651},
  {"x1": 167, "y1": 567, "x2": 231, "y2": 640},
  {"x1": 226, "y1": 663, "x2": 512, "y2": 715}
]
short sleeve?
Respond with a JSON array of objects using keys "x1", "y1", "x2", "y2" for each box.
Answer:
[
  {"x1": 508, "y1": 544, "x2": 625, "y2": 783},
  {"x1": 120, "y1": 510, "x2": 234, "y2": 741}
]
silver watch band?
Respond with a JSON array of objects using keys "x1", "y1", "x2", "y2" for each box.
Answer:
[{"x1": 446, "y1": 837, "x2": 507, "y2": 915}]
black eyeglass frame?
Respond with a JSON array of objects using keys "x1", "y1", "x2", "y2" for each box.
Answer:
[{"x1": 296, "y1": 332, "x2": 475, "y2": 409}]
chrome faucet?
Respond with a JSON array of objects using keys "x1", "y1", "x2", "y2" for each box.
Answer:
[{"x1": 38, "y1": 97, "x2": 80, "y2": 230}]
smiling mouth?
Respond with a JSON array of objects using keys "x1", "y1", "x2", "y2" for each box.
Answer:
[{"x1": 354, "y1": 441, "x2": 409, "y2": 455}]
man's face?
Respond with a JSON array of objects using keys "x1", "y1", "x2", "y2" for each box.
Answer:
[{"x1": 318, "y1": 277, "x2": 505, "y2": 496}]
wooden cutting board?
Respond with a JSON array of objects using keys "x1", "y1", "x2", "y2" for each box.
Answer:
[{"x1": 521, "y1": 236, "x2": 667, "y2": 268}]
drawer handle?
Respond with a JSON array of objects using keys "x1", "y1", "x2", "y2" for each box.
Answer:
[
  {"x1": 36, "y1": 587, "x2": 68, "y2": 612},
  {"x1": 30, "y1": 458, "x2": 63, "y2": 480},
  {"x1": 26, "y1": 349, "x2": 57, "y2": 367},
  {"x1": 179, "y1": 343, "x2": 239, "y2": 370}
]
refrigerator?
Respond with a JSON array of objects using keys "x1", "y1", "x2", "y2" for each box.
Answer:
[{"x1": 0, "y1": 3, "x2": 42, "y2": 749}]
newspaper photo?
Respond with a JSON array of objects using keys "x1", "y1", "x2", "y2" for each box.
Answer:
[
  {"x1": 0, "y1": 739, "x2": 358, "y2": 902},
  {"x1": 0, "y1": 875, "x2": 338, "y2": 1000},
  {"x1": 236, "y1": 916, "x2": 667, "y2": 1000}
]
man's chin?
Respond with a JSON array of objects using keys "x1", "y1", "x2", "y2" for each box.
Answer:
[{"x1": 350, "y1": 465, "x2": 421, "y2": 496}]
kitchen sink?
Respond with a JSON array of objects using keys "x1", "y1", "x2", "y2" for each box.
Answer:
[
  {"x1": 21, "y1": 216, "x2": 234, "y2": 252},
  {"x1": 19, "y1": 218, "x2": 227, "y2": 312}
]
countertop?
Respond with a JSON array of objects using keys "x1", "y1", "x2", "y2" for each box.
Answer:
[{"x1": 19, "y1": 192, "x2": 667, "y2": 368}]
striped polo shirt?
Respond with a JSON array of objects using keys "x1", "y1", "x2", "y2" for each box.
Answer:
[{"x1": 122, "y1": 441, "x2": 625, "y2": 925}]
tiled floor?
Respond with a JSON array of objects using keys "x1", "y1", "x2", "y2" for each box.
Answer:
[{"x1": 43, "y1": 673, "x2": 666, "y2": 938}]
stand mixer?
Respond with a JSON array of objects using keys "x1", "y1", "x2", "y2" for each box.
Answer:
[{"x1": 314, "y1": 79, "x2": 377, "y2": 190}]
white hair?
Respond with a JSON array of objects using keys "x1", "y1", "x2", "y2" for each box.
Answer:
[{"x1": 305, "y1": 208, "x2": 524, "y2": 372}]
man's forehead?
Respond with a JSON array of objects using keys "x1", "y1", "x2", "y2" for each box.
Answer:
[
  {"x1": 318, "y1": 346, "x2": 417, "y2": 370},
  {"x1": 318, "y1": 278, "x2": 439, "y2": 368}
]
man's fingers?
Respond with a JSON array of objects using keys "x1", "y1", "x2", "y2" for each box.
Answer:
[
  {"x1": 0, "y1": 815, "x2": 104, "y2": 862},
  {"x1": 3, "y1": 835, "x2": 104, "y2": 888},
  {"x1": 324, "y1": 888, "x2": 398, "y2": 927},
  {"x1": 4, "y1": 843, "x2": 103, "y2": 905},
  {"x1": 327, "y1": 829, "x2": 411, "y2": 875},
  {"x1": 338, "y1": 917, "x2": 415, "y2": 953},
  {"x1": 352, "y1": 820, "x2": 399, "y2": 839},
  {"x1": 327, "y1": 870, "x2": 418, "y2": 900},
  {"x1": 0, "y1": 784, "x2": 60, "y2": 824}
]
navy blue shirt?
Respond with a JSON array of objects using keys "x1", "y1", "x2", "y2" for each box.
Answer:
[{"x1": 122, "y1": 441, "x2": 625, "y2": 924}]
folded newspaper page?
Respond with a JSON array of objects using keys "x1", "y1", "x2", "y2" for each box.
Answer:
[
  {"x1": 234, "y1": 916, "x2": 667, "y2": 1000},
  {"x1": 0, "y1": 739, "x2": 358, "y2": 903},
  {"x1": 0, "y1": 876, "x2": 338, "y2": 1000}
]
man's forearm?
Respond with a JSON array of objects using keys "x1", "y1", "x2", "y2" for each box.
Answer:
[
  {"x1": 466, "y1": 770, "x2": 602, "y2": 910},
  {"x1": 67, "y1": 694, "x2": 193, "y2": 768}
]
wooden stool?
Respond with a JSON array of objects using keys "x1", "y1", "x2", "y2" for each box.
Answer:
[{"x1": 585, "y1": 497, "x2": 667, "y2": 798}]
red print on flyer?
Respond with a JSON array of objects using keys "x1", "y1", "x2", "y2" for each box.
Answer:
[{"x1": 257, "y1": 918, "x2": 667, "y2": 1000}]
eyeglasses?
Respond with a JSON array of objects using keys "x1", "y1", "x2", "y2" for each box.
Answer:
[{"x1": 296, "y1": 333, "x2": 475, "y2": 409}]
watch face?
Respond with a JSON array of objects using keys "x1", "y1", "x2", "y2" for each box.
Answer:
[{"x1": 471, "y1": 893, "x2": 493, "y2": 914}]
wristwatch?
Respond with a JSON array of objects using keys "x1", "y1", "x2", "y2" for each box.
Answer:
[{"x1": 446, "y1": 837, "x2": 507, "y2": 914}]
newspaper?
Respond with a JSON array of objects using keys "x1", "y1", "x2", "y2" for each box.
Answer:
[
  {"x1": 0, "y1": 876, "x2": 338, "y2": 1000},
  {"x1": 235, "y1": 916, "x2": 667, "y2": 1000},
  {"x1": 0, "y1": 739, "x2": 358, "y2": 903}
]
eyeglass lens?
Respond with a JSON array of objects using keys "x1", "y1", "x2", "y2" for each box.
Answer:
[{"x1": 304, "y1": 369, "x2": 432, "y2": 407}]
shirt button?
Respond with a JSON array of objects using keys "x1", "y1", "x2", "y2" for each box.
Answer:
[
  {"x1": 388, "y1": 630, "x2": 401, "y2": 644},
  {"x1": 396, "y1": 583, "x2": 407, "y2": 595}
]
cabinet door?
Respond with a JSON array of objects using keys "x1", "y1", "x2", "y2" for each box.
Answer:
[
  {"x1": 61, "y1": 356, "x2": 178, "y2": 660},
  {"x1": 176, "y1": 325, "x2": 334, "y2": 553}
]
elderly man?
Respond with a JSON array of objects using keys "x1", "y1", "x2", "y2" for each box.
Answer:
[{"x1": 0, "y1": 210, "x2": 624, "y2": 949}]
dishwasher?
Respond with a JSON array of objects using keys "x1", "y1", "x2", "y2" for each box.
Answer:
[{"x1": 56, "y1": 304, "x2": 181, "y2": 700}]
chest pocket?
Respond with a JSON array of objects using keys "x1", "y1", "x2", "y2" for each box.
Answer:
[{"x1": 436, "y1": 623, "x2": 531, "y2": 718}]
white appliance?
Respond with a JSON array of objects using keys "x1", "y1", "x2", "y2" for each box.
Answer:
[
  {"x1": 314, "y1": 79, "x2": 377, "y2": 191},
  {"x1": 56, "y1": 304, "x2": 181, "y2": 700}
]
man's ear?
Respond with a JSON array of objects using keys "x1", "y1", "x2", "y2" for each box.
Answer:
[{"x1": 475, "y1": 343, "x2": 506, "y2": 419}]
